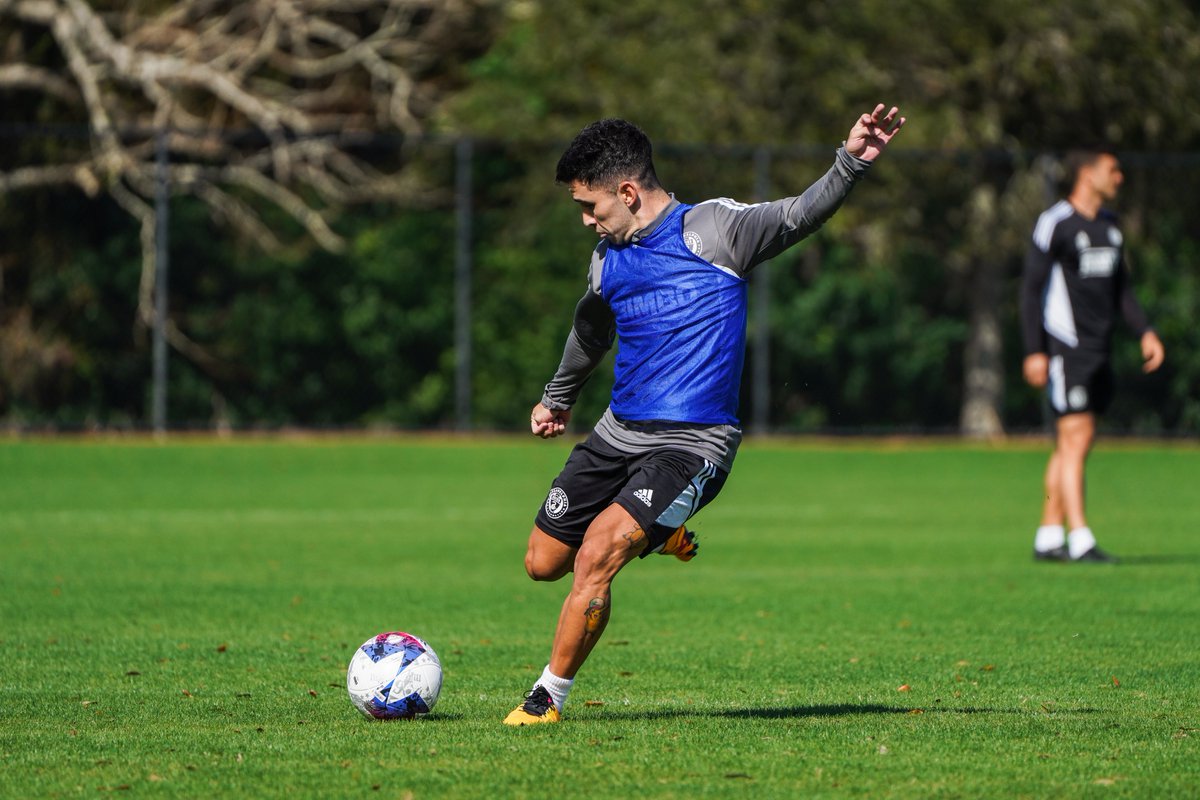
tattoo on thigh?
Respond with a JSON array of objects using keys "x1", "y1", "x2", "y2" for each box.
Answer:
[
  {"x1": 584, "y1": 597, "x2": 607, "y2": 633},
  {"x1": 622, "y1": 527, "x2": 647, "y2": 551}
]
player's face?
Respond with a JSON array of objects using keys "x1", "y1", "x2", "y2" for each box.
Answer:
[
  {"x1": 568, "y1": 180, "x2": 637, "y2": 245},
  {"x1": 1088, "y1": 154, "x2": 1123, "y2": 201}
]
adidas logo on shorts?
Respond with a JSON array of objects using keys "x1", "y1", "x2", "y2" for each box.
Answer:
[{"x1": 633, "y1": 488, "x2": 654, "y2": 507}]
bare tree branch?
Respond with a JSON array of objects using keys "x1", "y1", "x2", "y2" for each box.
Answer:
[{"x1": 0, "y1": 0, "x2": 501, "y2": 371}]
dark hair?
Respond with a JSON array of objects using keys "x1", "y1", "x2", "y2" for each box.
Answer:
[
  {"x1": 1063, "y1": 145, "x2": 1116, "y2": 187},
  {"x1": 555, "y1": 118, "x2": 661, "y2": 189}
]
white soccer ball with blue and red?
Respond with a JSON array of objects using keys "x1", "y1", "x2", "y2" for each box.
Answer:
[{"x1": 346, "y1": 631, "x2": 442, "y2": 720}]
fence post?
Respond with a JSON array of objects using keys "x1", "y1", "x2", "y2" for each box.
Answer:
[
  {"x1": 454, "y1": 137, "x2": 474, "y2": 430},
  {"x1": 750, "y1": 145, "x2": 772, "y2": 435},
  {"x1": 152, "y1": 128, "x2": 170, "y2": 437}
]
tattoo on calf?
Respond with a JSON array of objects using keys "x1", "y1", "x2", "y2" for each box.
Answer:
[
  {"x1": 622, "y1": 527, "x2": 647, "y2": 551},
  {"x1": 584, "y1": 597, "x2": 607, "y2": 633}
]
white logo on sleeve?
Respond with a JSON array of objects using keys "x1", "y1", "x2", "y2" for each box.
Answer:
[
  {"x1": 683, "y1": 231, "x2": 703, "y2": 256},
  {"x1": 545, "y1": 487, "x2": 569, "y2": 519},
  {"x1": 633, "y1": 488, "x2": 654, "y2": 507}
]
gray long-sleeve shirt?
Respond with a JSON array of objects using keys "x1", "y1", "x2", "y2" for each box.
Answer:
[{"x1": 541, "y1": 146, "x2": 872, "y2": 472}]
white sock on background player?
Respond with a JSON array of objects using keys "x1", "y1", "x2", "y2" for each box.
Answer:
[
  {"x1": 1034, "y1": 524, "x2": 1066, "y2": 553},
  {"x1": 1067, "y1": 526, "x2": 1097, "y2": 559},
  {"x1": 534, "y1": 665, "x2": 574, "y2": 711}
]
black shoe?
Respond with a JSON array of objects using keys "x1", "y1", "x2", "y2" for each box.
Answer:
[
  {"x1": 1072, "y1": 547, "x2": 1118, "y2": 563},
  {"x1": 1033, "y1": 545, "x2": 1070, "y2": 562}
]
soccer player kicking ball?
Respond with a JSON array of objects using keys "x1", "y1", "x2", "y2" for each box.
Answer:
[
  {"x1": 505, "y1": 105, "x2": 905, "y2": 725},
  {"x1": 1020, "y1": 147, "x2": 1165, "y2": 564}
]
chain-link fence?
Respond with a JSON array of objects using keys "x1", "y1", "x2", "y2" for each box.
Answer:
[{"x1": 2, "y1": 127, "x2": 1197, "y2": 435}]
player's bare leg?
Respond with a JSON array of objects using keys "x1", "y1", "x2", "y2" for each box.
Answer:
[
  {"x1": 1052, "y1": 412, "x2": 1112, "y2": 561},
  {"x1": 1055, "y1": 413, "x2": 1094, "y2": 532},
  {"x1": 548, "y1": 502, "x2": 644, "y2": 677},
  {"x1": 523, "y1": 526, "x2": 576, "y2": 582},
  {"x1": 505, "y1": 504, "x2": 645, "y2": 725},
  {"x1": 1040, "y1": 450, "x2": 1064, "y2": 528},
  {"x1": 1033, "y1": 450, "x2": 1070, "y2": 560}
]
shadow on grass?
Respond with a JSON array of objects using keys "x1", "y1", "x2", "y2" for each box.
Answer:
[
  {"x1": 587, "y1": 703, "x2": 1100, "y2": 721},
  {"x1": 1115, "y1": 554, "x2": 1200, "y2": 565}
]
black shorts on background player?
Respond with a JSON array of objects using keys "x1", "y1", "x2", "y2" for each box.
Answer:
[{"x1": 1047, "y1": 343, "x2": 1113, "y2": 418}]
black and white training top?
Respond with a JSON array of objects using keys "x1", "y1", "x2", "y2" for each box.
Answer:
[
  {"x1": 1020, "y1": 200, "x2": 1151, "y2": 358},
  {"x1": 541, "y1": 146, "x2": 872, "y2": 472}
]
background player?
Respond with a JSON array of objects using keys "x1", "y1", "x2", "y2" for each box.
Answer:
[
  {"x1": 1020, "y1": 147, "x2": 1165, "y2": 563},
  {"x1": 505, "y1": 105, "x2": 905, "y2": 725}
]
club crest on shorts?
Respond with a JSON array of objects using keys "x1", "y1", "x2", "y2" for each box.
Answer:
[
  {"x1": 1068, "y1": 385, "x2": 1089, "y2": 410},
  {"x1": 545, "y1": 487, "x2": 569, "y2": 519}
]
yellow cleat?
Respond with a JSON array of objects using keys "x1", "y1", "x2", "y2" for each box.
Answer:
[
  {"x1": 659, "y1": 525, "x2": 698, "y2": 561},
  {"x1": 502, "y1": 685, "x2": 561, "y2": 726}
]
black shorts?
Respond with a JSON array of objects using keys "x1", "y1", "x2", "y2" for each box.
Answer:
[
  {"x1": 1047, "y1": 346, "x2": 1113, "y2": 417},
  {"x1": 534, "y1": 431, "x2": 729, "y2": 553}
]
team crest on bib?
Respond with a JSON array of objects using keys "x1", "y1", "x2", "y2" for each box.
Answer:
[
  {"x1": 1068, "y1": 386, "x2": 1089, "y2": 410},
  {"x1": 1074, "y1": 231, "x2": 1090, "y2": 251},
  {"x1": 545, "y1": 487, "x2": 569, "y2": 519},
  {"x1": 1108, "y1": 226, "x2": 1123, "y2": 246},
  {"x1": 683, "y1": 231, "x2": 703, "y2": 256}
]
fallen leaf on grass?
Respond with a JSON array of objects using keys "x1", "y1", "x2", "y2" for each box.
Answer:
[
  {"x1": 897, "y1": 684, "x2": 911, "y2": 692},
  {"x1": 584, "y1": 700, "x2": 604, "y2": 707},
  {"x1": 979, "y1": 664, "x2": 995, "y2": 672},
  {"x1": 81, "y1": 700, "x2": 96, "y2": 707},
  {"x1": 216, "y1": 644, "x2": 228, "y2": 653},
  {"x1": 181, "y1": 689, "x2": 193, "y2": 697},
  {"x1": 1111, "y1": 676, "x2": 1120, "y2": 687},
  {"x1": 308, "y1": 690, "x2": 318, "y2": 697},
  {"x1": 907, "y1": 709, "x2": 924, "y2": 715},
  {"x1": 1093, "y1": 777, "x2": 1118, "y2": 786}
]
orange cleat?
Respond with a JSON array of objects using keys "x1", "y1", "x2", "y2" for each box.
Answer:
[{"x1": 659, "y1": 525, "x2": 698, "y2": 561}]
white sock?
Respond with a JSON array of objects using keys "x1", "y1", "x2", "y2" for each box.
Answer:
[
  {"x1": 535, "y1": 665, "x2": 574, "y2": 712},
  {"x1": 1034, "y1": 524, "x2": 1066, "y2": 552},
  {"x1": 1068, "y1": 527, "x2": 1097, "y2": 559}
]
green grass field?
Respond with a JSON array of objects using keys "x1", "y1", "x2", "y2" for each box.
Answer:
[{"x1": 2, "y1": 437, "x2": 1198, "y2": 798}]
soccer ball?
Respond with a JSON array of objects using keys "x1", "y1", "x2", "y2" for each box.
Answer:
[{"x1": 346, "y1": 631, "x2": 442, "y2": 720}]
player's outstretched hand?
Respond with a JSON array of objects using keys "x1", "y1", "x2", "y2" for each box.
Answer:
[
  {"x1": 530, "y1": 402, "x2": 570, "y2": 439},
  {"x1": 1141, "y1": 330, "x2": 1165, "y2": 373},
  {"x1": 846, "y1": 104, "x2": 905, "y2": 162}
]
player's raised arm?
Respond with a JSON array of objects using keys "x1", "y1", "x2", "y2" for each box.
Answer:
[{"x1": 845, "y1": 104, "x2": 905, "y2": 162}]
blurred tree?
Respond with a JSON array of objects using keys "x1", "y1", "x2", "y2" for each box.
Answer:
[
  {"x1": 0, "y1": 0, "x2": 501, "y2": 412},
  {"x1": 442, "y1": 0, "x2": 1200, "y2": 435}
]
